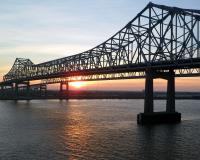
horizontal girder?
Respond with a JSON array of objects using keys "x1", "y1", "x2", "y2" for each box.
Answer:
[{"x1": 38, "y1": 67, "x2": 200, "y2": 84}]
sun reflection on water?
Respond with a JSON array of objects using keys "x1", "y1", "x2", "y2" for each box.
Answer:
[{"x1": 60, "y1": 107, "x2": 94, "y2": 160}]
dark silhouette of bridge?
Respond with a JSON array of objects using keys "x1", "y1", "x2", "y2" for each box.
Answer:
[{"x1": 1, "y1": 2, "x2": 200, "y2": 124}]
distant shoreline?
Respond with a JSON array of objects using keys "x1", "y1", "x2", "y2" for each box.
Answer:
[
  {"x1": 66, "y1": 90, "x2": 200, "y2": 100},
  {"x1": 2, "y1": 90, "x2": 200, "y2": 100}
]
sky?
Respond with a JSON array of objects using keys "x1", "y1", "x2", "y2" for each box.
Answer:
[{"x1": 1, "y1": 0, "x2": 200, "y2": 91}]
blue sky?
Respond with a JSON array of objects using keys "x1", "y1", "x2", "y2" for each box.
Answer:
[{"x1": 0, "y1": 0, "x2": 200, "y2": 90}]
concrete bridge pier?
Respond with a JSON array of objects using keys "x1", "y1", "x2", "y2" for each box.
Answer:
[
  {"x1": 137, "y1": 69, "x2": 181, "y2": 125},
  {"x1": 13, "y1": 82, "x2": 31, "y2": 100},
  {"x1": 166, "y1": 69, "x2": 175, "y2": 112},
  {"x1": 59, "y1": 81, "x2": 69, "y2": 99},
  {"x1": 144, "y1": 69, "x2": 154, "y2": 113}
]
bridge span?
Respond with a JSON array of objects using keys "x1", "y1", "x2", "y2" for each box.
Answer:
[{"x1": 1, "y1": 2, "x2": 200, "y2": 124}]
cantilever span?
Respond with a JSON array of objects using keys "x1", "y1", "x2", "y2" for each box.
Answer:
[
  {"x1": 1, "y1": 2, "x2": 200, "y2": 84},
  {"x1": 1, "y1": 2, "x2": 200, "y2": 124}
]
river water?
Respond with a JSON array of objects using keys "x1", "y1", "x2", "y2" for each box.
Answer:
[{"x1": 0, "y1": 99, "x2": 200, "y2": 160}]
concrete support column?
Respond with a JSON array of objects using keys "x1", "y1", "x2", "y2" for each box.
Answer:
[
  {"x1": 66, "y1": 82, "x2": 69, "y2": 94},
  {"x1": 59, "y1": 82, "x2": 64, "y2": 99},
  {"x1": 27, "y1": 81, "x2": 30, "y2": 98},
  {"x1": 60, "y1": 82, "x2": 63, "y2": 93},
  {"x1": 10, "y1": 84, "x2": 14, "y2": 97},
  {"x1": 66, "y1": 82, "x2": 69, "y2": 99},
  {"x1": 60, "y1": 82, "x2": 69, "y2": 99},
  {"x1": 15, "y1": 83, "x2": 19, "y2": 98},
  {"x1": 138, "y1": 69, "x2": 181, "y2": 125},
  {"x1": 166, "y1": 69, "x2": 175, "y2": 112},
  {"x1": 144, "y1": 69, "x2": 154, "y2": 113}
]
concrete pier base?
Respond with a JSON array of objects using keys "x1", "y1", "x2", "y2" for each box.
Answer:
[{"x1": 137, "y1": 112, "x2": 181, "y2": 125}]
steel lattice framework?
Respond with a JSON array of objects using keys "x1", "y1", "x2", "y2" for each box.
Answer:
[{"x1": 1, "y1": 2, "x2": 200, "y2": 85}]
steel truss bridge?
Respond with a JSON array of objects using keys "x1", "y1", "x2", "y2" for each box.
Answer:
[{"x1": 0, "y1": 2, "x2": 200, "y2": 124}]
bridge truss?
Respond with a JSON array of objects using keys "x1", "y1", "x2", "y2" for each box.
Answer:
[
  {"x1": 1, "y1": 2, "x2": 200, "y2": 123},
  {"x1": 1, "y1": 2, "x2": 200, "y2": 85}
]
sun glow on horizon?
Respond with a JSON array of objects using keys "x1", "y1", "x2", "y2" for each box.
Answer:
[{"x1": 70, "y1": 81, "x2": 85, "y2": 89}]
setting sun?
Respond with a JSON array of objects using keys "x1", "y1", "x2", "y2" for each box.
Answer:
[{"x1": 70, "y1": 82, "x2": 85, "y2": 88}]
